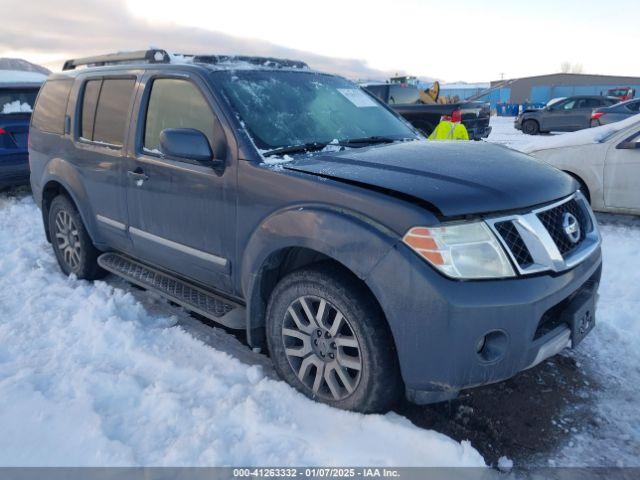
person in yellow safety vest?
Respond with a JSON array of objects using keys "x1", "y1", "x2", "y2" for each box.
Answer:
[{"x1": 428, "y1": 113, "x2": 469, "y2": 141}]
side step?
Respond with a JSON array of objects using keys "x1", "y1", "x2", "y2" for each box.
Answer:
[{"x1": 98, "y1": 252, "x2": 246, "y2": 329}]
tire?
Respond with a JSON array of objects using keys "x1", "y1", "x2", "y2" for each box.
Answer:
[
  {"x1": 48, "y1": 195, "x2": 106, "y2": 280},
  {"x1": 266, "y1": 263, "x2": 402, "y2": 413},
  {"x1": 522, "y1": 119, "x2": 540, "y2": 135}
]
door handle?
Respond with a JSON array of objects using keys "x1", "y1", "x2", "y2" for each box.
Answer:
[{"x1": 127, "y1": 168, "x2": 149, "y2": 183}]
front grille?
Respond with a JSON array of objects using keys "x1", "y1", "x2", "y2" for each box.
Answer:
[
  {"x1": 537, "y1": 199, "x2": 592, "y2": 257},
  {"x1": 494, "y1": 221, "x2": 533, "y2": 268}
]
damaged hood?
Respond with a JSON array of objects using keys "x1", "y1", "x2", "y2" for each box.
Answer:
[{"x1": 283, "y1": 141, "x2": 576, "y2": 218}]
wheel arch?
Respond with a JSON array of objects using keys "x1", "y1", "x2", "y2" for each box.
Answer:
[
  {"x1": 562, "y1": 170, "x2": 592, "y2": 204},
  {"x1": 40, "y1": 160, "x2": 98, "y2": 245},
  {"x1": 241, "y1": 206, "x2": 399, "y2": 348}
]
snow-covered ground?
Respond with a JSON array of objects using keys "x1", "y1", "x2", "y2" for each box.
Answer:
[
  {"x1": 0, "y1": 116, "x2": 637, "y2": 467},
  {"x1": 0, "y1": 194, "x2": 483, "y2": 467}
]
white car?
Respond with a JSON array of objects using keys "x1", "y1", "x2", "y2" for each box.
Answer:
[{"x1": 524, "y1": 115, "x2": 640, "y2": 215}]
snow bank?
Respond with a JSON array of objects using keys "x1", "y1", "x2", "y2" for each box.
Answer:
[
  {"x1": 2, "y1": 100, "x2": 32, "y2": 114},
  {"x1": 0, "y1": 69, "x2": 47, "y2": 84},
  {"x1": 520, "y1": 114, "x2": 640, "y2": 153},
  {"x1": 0, "y1": 195, "x2": 485, "y2": 467}
]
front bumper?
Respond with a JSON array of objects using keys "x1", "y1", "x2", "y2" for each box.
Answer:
[{"x1": 366, "y1": 240, "x2": 602, "y2": 404}]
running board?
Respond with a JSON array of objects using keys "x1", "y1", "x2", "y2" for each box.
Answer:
[{"x1": 98, "y1": 252, "x2": 245, "y2": 329}]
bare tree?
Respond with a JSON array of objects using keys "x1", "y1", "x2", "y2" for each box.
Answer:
[
  {"x1": 560, "y1": 61, "x2": 584, "y2": 74},
  {"x1": 571, "y1": 63, "x2": 584, "y2": 74}
]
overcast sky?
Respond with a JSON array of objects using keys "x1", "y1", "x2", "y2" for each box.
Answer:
[{"x1": 1, "y1": 0, "x2": 638, "y2": 82}]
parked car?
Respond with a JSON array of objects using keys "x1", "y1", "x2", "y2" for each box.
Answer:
[
  {"x1": 607, "y1": 87, "x2": 635, "y2": 101},
  {"x1": 0, "y1": 70, "x2": 46, "y2": 188},
  {"x1": 525, "y1": 115, "x2": 640, "y2": 214},
  {"x1": 362, "y1": 82, "x2": 492, "y2": 140},
  {"x1": 30, "y1": 50, "x2": 602, "y2": 412},
  {"x1": 591, "y1": 98, "x2": 640, "y2": 127},
  {"x1": 515, "y1": 95, "x2": 619, "y2": 135}
]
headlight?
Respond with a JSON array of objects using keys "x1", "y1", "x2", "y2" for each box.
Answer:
[{"x1": 403, "y1": 222, "x2": 515, "y2": 279}]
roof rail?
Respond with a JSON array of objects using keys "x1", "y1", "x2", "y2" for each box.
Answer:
[
  {"x1": 62, "y1": 49, "x2": 170, "y2": 71},
  {"x1": 191, "y1": 55, "x2": 308, "y2": 69}
]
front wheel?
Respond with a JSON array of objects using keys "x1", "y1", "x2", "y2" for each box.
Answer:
[
  {"x1": 522, "y1": 119, "x2": 540, "y2": 135},
  {"x1": 48, "y1": 195, "x2": 105, "y2": 280},
  {"x1": 266, "y1": 264, "x2": 402, "y2": 413}
]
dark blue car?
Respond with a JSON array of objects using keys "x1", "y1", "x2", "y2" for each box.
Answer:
[{"x1": 0, "y1": 74, "x2": 44, "y2": 189}]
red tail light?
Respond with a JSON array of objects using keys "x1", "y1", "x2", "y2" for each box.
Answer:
[
  {"x1": 451, "y1": 109, "x2": 462, "y2": 123},
  {"x1": 0, "y1": 128, "x2": 6, "y2": 135},
  {"x1": 591, "y1": 112, "x2": 604, "y2": 120}
]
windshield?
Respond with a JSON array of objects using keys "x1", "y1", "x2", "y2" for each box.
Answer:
[
  {"x1": 214, "y1": 70, "x2": 416, "y2": 151},
  {"x1": 0, "y1": 87, "x2": 39, "y2": 114}
]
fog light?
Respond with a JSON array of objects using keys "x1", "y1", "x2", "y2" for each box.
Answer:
[{"x1": 476, "y1": 330, "x2": 508, "y2": 363}]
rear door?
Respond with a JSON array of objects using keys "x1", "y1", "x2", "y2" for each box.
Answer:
[
  {"x1": 604, "y1": 128, "x2": 640, "y2": 212},
  {"x1": 573, "y1": 98, "x2": 603, "y2": 130},
  {"x1": 71, "y1": 75, "x2": 137, "y2": 252},
  {"x1": 123, "y1": 72, "x2": 237, "y2": 293}
]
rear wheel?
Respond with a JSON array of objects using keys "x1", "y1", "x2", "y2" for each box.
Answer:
[
  {"x1": 48, "y1": 195, "x2": 105, "y2": 280},
  {"x1": 266, "y1": 264, "x2": 402, "y2": 412},
  {"x1": 522, "y1": 119, "x2": 540, "y2": 135}
]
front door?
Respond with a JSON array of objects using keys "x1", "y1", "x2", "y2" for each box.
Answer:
[
  {"x1": 124, "y1": 73, "x2": 237, "y2": 293},
  {"x1": 604, "y1": 128, "x2": 640, "y2": 212}
]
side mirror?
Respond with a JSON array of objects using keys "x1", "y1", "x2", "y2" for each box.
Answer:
[
  {"x1": 617, "y1": 140, "x2": 640, "y2": 150},
  {"x1": 159, "y1": 128, "x2": 215, "y2": 163}
]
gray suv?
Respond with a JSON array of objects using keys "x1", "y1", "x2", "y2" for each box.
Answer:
[
  {"x1": 515, "y1": 95, "x2": 619, "y2": 135},
  {"x1": 28, "y1": 50, "x2": 602, "y2": 412}
]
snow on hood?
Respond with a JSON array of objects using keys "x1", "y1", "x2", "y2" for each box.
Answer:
[
  {"x1": 0, "y1": 69, "x2": 47, "y2": 84},
  {"x1": 522, "y1": 114, "x2": 640, "y2": 154}
]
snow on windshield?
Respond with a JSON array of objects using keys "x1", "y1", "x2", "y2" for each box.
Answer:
[
  {"x1": 521, "y1": 114, "x2": 640, "y2": 153},
  {"x1": 2, "y1": 100, "x2": 32, "y2": 114}
]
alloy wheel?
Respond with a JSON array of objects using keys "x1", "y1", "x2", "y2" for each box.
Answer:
[
  {"x1": 54, "y1": 210, "x2": 82, "y2": 271},
  {"x1": 282, "y1": 295, "x2": 362, "y2": 401}
]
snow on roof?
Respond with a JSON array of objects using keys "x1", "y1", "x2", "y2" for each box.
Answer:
[
  {"x1": 0, "y1": 70, "x2": 47, "y2": 84},
  {"x1": 522, "y1": 114, "x2": 640, "y2": 153}
]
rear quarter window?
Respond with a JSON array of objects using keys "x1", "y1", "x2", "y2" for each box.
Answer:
[
  {"x1": 91, "y1": 78, "x2": 136, "y2": 146},
  {"x1": 31, "y1": 79, "x2": 74, "y2": 134}
]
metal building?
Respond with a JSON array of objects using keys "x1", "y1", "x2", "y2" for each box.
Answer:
[{"x1": 477, "y1": 73, "x2": 640, "y2": 107}]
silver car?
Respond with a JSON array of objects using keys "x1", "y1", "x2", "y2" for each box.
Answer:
[
  {"x1": 591, "y1": 98, "x2": 640, "y2": 127},
  {"x1": 515, "y1": 95, "x2": 619, "y2": 135}
]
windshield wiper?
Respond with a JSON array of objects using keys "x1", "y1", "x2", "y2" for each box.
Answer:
[
  {"x1": 263, "y1": 142, "x2": 329, "y2": 157},
  {"x1": 337, "y1": 136, "x2": 399, "y2": 145}
]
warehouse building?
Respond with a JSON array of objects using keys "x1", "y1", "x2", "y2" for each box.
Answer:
[{"x1": 479, "y1": 73, "x2": 640, "y2": 107}]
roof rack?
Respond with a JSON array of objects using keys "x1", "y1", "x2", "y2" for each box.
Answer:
[
  {"x1": 62, "y1": 49, "x2": 170, "y2": 71},
  {"x1": 191, "y1": 55, "x2": 308, "y2": 69}
]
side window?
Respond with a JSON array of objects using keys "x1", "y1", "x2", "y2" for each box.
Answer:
[
  {"x1": 143, "y1": 78, "x2": 217, "y2": 154},
  {"x1": 80, "y1": 79, "x2": 101, "y2": 140},
  {"x1": 586, "y1": 98, "x2": 602, "y2": 108},
  {"x1": 32, "y1": 79, "x2": 74, "y2": 134},
  {"x1": 626, "y1": 101, "x2": 640, "y2": 112},
  {"x1": 92, "y1": 78, "x2": 136, "y2": 146},
  {"x1": 560, "y1": 99, "x2": 576, "y2": 110}
]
